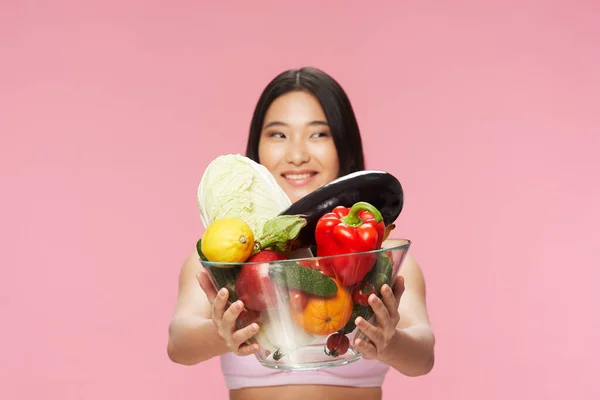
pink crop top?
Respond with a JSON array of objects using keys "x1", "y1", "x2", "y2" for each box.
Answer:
[{"x1": 220, "y1": 352, "x2": 391, "y2": 390}]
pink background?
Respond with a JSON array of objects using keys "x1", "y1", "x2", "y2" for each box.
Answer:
[{"x1": 2, "y1": 1, "x2": 599, "y2": 399}]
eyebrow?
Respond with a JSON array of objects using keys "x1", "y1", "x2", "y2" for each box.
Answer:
[{"x1": 262, "y1": 120, "x2": 329, "y2": 130}]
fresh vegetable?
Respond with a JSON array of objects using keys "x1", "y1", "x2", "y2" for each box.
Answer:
[
  {"x1": 315, "y1": 202, "x2": 385, "y2": 286},
  {"x1": 372, "y1": 273, "x2": 390, "y2": 294},
  {"x1": 197, "y1": 155, "x2": 306, "y2": 254},
  {"x1": 279, "y1": 170, "x2": 404, "y2": 249},
  {"x1": 325, "y1": 333, "x2": 350, "y2": 357},
  {"x1": 365, "y1": 251, "x2": 394, "y2": 294},
  {"x1": 252, "y1": 215, "x2": 307, "y2": 253},
  {"x1": 269, "y1": 262, "x2": 338, "y2": 297},
  {"x1": 197, "y1": 154, "x2": 292, "y2": 240},
  {"x1": 352, "y1": 282, "x2": 376, "y2": 306},
  {"x1": 338, "y1": 304, "x2": 375, "y2": 334},
  {"x1": 209, "y1": 270, "x2": 239, "y2": 302},
  {"x1": 196, "y1": 238, "x2": 209, "y2": 262},
  {"x1": 291, "y1": 278, "x2": 354, "y2": 336},
  {"x1": 235, "y1": 263, "x2": 278, "y2": 311},
  {"x1": 196, "y1": 238, "x2": 239, "y2": 301},
  {"x1": 272, "y1": 349, "x2": 284, "y2": 361},
  {"x1": 201, "y1": 217, "x2": 255, "y2": 263}
]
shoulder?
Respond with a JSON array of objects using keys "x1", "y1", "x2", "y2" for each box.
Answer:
[
  {"x1": 401, "y1": 252, "x2": 425, "y2": 282},
  {"x1": 399, "y1": 252, "x2": 428, "y2": 298},
  {"x1": 172, "y1": 247, "x2": 212, "y2": 317},
  {"x1": 179, "y1": 248, "x2": 202, "y2": 283}
]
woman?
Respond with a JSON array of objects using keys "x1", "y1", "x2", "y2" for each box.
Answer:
[{"x1": 167, "y1": 67, "x2": 435, "y2": 400}]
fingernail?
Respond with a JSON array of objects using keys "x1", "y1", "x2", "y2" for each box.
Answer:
[
  {"x1": 251, "y1": 323, "x2": 259, "y2": 332},
  {"x1": 355, "y1": 317, "x2": 364, "y2": 326},
  {"x1": 234, "y1": 301, "x2": 243, "y2": 310},
  {"x1": 219, "y1": 288, "x2": 227, "y2": 297}
]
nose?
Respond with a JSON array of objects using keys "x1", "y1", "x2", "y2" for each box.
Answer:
[{"x1": 285, "y1": 137, "x2": 310, "y2": 166}]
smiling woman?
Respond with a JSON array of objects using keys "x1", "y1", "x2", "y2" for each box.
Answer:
[
  {"x1": 245, "y1": 67, "x2": 366, "y2": 202},
  {"x1": 167, "y1": 66, "x2": 435, "y2": 400},
  {"x1": 257, "y1": 91, "x2": 340, "y2": 202}
]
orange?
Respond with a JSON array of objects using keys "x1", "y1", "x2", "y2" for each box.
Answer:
[{"x1": 291, "y1": 279, "x2": 354, "y2": 336}]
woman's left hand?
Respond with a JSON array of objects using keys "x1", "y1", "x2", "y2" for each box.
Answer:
[{"x1": 354, "y1": 275, "x2": 406, "y2": 362}]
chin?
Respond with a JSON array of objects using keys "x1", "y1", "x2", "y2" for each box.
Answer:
[
  {"x1": 292, "y1": 184, "x2": 326, "y2": 202},
  {"x1": 288, "y1": 192, "x2": 307, "y2": 203},
  {"x1": 277, "y1": 176, "x2": 329, "y2": 203},
  {"x1": 286, "y1": 188, "x2": 311, "y2": 203}
]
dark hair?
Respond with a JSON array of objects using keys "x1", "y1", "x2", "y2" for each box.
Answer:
[{"x1": 245, "y1": 66, "x2": 365, "y2": 177}]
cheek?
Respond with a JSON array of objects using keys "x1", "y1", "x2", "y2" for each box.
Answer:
[
  {"x1": 258, "y1": 142, "x2": 280, "y2": 170},
  {"x1": 316, "y1": 144, "x2": 340, "y2": 177}
]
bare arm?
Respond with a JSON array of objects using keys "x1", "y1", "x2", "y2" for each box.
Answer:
[
  {"x1": 354, "y1": 251, "x2": 435, "y2": 377},
  {"x1": 388, "y1": 252, "x2": 436, "y2": 376},
  {"x1": 166, "y1": 251, "x2": 230, "y2": 365}
]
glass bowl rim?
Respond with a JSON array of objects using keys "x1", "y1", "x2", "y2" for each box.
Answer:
[{"x1": 199, "y1": 237, "x2": 411, "y2": 267}]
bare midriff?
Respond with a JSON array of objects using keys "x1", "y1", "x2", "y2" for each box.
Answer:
[{"x1": 229, "y1": 384, "x2": 382, "y2": 400}]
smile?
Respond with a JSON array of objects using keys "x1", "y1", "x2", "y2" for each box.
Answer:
[
  {"x1": 283, "y1": 172, "x2": 316, "y2": 180},
  {"x1": 281, "y1": 171, "x2": 318, "y2": 186}
]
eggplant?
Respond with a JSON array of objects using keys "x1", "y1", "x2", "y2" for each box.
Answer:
[{"x1": 278, "y1": 170, "x2": 404, "y2": 248}]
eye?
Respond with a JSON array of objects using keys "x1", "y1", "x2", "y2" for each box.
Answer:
[
  {"x1": 311, "y1": 132, "x2": 329, "y2": 138},
  {"x1": 268, "y1": 132, "x2": 286, "y2": 139}
]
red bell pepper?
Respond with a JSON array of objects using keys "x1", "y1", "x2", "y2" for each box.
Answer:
[{"x1": 315, "y1": 201, "x2": 385, "y2": 286}]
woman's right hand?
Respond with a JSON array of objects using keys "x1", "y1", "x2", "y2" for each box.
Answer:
[{"x1": 196, "y1": 270, "x2": 261, "y2": 356}]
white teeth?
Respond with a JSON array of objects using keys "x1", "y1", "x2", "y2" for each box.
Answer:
[{"x1": 284, "y1": 173, "x2": 313, "y2": 180}]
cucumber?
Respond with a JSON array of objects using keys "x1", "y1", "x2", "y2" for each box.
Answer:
[
  {"x1": 365, "y1": 252, "x2": 394, "y2": 294},
  {"x1": 196, "y1": 238, "x2": 239, "y2": 301},
  {"x1": 338, "y1": 304, "x2": 375, "y2": 334},
  {"x1": 196, "y1": 238, "x2": 209, "y2": 262},
  {"x1": 269, "y1": 262, "x2": 338, "y2": 297},
  {"x1": 208, "y1": 269, "x2": 239, "y2": 302}
]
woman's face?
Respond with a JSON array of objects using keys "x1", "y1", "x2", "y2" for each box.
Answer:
[{"x1": 258, "y1": 90, "x2": 340, "y2": 203}]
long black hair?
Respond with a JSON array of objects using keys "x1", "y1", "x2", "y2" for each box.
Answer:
[{"x1": 245, "y1": 67, "x2": 365, "y2": 177}]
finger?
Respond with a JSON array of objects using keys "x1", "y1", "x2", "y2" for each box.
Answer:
[
  {"x1": 355, "y1": 337, "x2": 378, "y2": 360},
  {"x1": 232, "y1": 323, "x2": 260, "y2": 347},
  {"x1": 221, "y1": 299, "x2": 245, "y2": 331},
  {"x1": 356, "y1": 316, "x2": 383, "y2": 345},
  {"x1": 197, "y1": 270, "x2": 218, "y2": 303},
  {"x1": 211, "y1": 287, "x2": 230, "y2": 322},
  {"x1": 236, "y1": 342, "x2": 260, "y2": 357},
  {"x1": 392, "y1": 275, "x2": 405, "y2": 301},
  {"x1": 369, "y1": 293, "x2": 392, "y2": 328},
  {"x1": 380, "y1": 284, "x2": 399, "y2": 315}
]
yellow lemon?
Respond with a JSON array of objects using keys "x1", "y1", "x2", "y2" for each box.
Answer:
[{"x1": 201, "y1": 218, "x2": 255, "y2": 263}]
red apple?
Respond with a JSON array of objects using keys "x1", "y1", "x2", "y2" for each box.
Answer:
[
  {"x1": 247, "y1": 250, "x2": 288, "y2": 263},
  {"x1": 235, "y1": 250, "x2": 288, "y2": 311}
]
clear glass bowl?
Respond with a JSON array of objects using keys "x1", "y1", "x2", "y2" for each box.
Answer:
[{"x1": 200, "y1": 238, "x2": 411, "y2": 370}]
